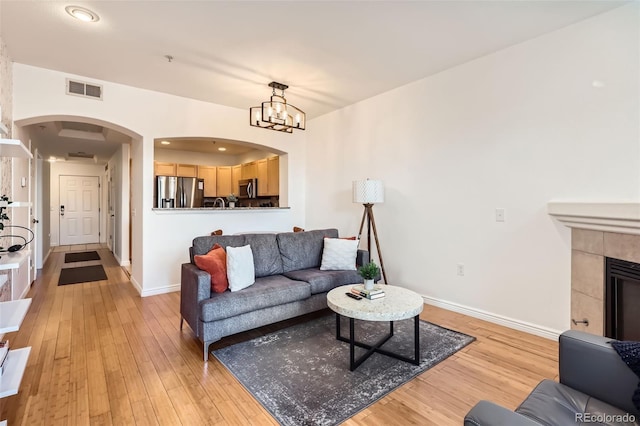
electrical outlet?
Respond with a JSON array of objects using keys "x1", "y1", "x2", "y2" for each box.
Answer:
[
  {"x1": 495, "y1": 208, "x2": 505, "y2": 222},
  {"x1": 457, "y1": 263, "x2": 465, "y2": 276}
]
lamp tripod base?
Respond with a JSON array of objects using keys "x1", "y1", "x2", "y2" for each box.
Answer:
[{"x1": 358, "y1": 203, "x2": 388, "y2": 284}]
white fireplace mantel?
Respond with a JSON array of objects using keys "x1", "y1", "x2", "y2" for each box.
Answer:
[{"x1": 548, "y1": 202, "x2": 640, "y2": 235}]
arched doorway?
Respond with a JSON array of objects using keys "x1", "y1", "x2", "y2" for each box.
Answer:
[{"x1": 14, "y1": 115, "x2": 142, "y2": 278}]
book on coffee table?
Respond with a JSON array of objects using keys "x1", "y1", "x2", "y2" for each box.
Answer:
[
  {"x1": 352, "y1": 285, "x2": 384, "y2": 296},
  {"x1": 351, "y1": 287, "x2": 385, "y2": 300}
]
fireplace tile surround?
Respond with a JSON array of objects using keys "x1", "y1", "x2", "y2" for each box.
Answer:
[
  {"x1": 548, "y1": 202, "x2": 640, "y2": 336},
  {"x1": 570, "y1": 229, "x2": 640, "y2": 336}
]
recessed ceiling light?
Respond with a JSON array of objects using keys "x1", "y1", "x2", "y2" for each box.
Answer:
[
  {"x1": 160, "y1": 141, "x2": 171, "y2": 145},
  {"x1": 218, "y1": 147, "x2": 227, "y2": 152},
  {"x1": 65, "y1": 6, "x2": 100, "y2": 23}
]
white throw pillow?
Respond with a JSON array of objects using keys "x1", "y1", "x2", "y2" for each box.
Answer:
[
  {"x1": 320, "y1": 238, "x2": 358, "y2": 271},
  {"x1": 227, "y1": 245, "x2": 256, "y2": 291}
]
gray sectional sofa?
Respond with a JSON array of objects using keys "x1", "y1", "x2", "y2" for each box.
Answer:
[{"x1": 180, "y1": 228, "x2": 369, "y2": 360}]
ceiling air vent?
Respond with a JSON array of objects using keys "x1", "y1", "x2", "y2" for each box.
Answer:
[
  {"x1": 67, "y1": 152, "x2": 96, "y2": 163},
  {"x1": 66, "y1": 78, "x2": 103, "y2": 100},
  {"x1": 68, "y1": 152, "x2": 94, "y2": 159}
]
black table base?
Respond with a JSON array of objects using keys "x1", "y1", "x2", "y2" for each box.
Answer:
[{"x1": 335, "y1": 313, "x2": 420, "y2": 371}]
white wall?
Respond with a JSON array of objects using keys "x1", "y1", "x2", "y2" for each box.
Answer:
[
  {"x1": 41, "y1": 158, "x2": 51, "y2": 263},
  {"x1": 154, "y1": 148, "x2": 241, "y2": 166},
  {"x1": 107, "y1": 143, "x2": 130, "y2": 264},
  {"x1": 49, "y1": 161, "x2": 107, "y2": 246},
  {"x1": 13, "y1": 64, "x2": 306, "y2": 296},
  {"x1": 306, "y1": 4, "x2": 640, "y2": 335}
]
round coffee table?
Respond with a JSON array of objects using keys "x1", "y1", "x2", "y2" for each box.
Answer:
[{"x1": 327, "y1": 284, "x2": 424, "y2": 371}]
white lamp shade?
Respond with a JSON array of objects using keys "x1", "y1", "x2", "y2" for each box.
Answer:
[{"x1": 353, "y1": 179, "x2": 384, "y2": 204}]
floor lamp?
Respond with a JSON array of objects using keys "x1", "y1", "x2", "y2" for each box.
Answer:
[{"x1": 353, "y1": 179, "x2": 388, "y2": 284}]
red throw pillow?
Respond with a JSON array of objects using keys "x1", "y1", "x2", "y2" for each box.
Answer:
[{"x1": 194, "y1": 243, "x2": 229, "y2": 293}]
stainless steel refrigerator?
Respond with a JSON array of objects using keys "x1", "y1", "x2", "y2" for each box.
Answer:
[{"x1": 156, "y1": 176, "x2": 204, "y2": 208}]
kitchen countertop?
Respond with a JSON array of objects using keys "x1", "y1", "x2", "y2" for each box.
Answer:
[{"x1": 152, "y1": 207, "x2": 289, "y2": 213}]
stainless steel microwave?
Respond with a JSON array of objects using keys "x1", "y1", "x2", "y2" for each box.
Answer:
[{"x1": 238, "y1": 178, "x2": 258, "y2": 198}]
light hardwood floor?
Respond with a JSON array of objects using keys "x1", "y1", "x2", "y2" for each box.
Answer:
[{"x1": 0, "y1": 247, "x2": 559, "y2": 425}]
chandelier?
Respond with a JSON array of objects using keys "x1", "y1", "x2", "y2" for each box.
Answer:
[{"x1": 250, "y1": 82, "x2": 306, "y2": 133}]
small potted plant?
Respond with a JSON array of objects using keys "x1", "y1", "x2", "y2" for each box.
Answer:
[
  {"x1": 226, "y1": 193, "x2": 238, "y2": 208},
  {"x1": 358, "y1": 261, "x2": 380, "y2": 290}
]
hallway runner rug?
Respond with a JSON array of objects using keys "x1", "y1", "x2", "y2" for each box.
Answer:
[
  {"x1": 58, "y1": 265, "x2": 107, "y2": 285},
  {"x1": 212, "y1": 313, "x2": 475, "y2": 426},
  {"x1": 64, "y1": 251, "x2": 100, "y2": 263}
]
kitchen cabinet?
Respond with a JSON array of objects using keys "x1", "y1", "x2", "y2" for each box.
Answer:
[
  {"x1": 231, "y1": 165, "x2": 242, "y2": 196},
  {"x1": 241, "y1": 161, "x2": 257, "y2": 180},
  {"x1": 267, "y1": 156, "x2": 280, "y2": 196},
  {"x1": 154, "y1": 161, "x2": 176, "y2": 176},
  {"x1": 197, "y1": 166, "x2": 217, "y2": 197},
  {"x1": 177, "y1": 164, "x2": 197, "y2": 177},
  {"x1": 217, "y1": 166, "x2": 232, "y2": 197},
  {"x1": 257, "y1": 159, "x2": 268, "y2": 196}
]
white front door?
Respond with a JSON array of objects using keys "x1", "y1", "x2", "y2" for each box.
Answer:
[{"x1": 59, "y1": 175, "x2": 100, "y2": 245}]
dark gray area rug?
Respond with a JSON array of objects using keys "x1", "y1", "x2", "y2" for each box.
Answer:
[
  {"x1": 64, "y1": 250, "x2": 100, "y2": 263},
  {"x1": 213, "y1": 314, "x2": 475, "y2": 426},
  {"x1": 58, "y1": 265, "x2": 108, "y2": 285}
]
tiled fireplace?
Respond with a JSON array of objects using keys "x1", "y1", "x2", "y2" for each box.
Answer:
[
  {"x1": 571, "y1": 229, "x2": 640, "y2": 336},
  {"x1": 549, "y1": 202, "x2": 640, "y2": 337}
]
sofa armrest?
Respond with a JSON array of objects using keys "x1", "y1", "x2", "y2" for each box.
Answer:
[
  {"x1": 356, "y1": 249, "x2": 369, "y2": 267},
  {"x1": 560, "y1": 330, "x2": 639, "y2": 416},
  {"x1": 180, "y1": 263, "x2": 212, "y2": 337},
  {"x1": 464, "y1": 401, "x2": 541, "y2": 426}
]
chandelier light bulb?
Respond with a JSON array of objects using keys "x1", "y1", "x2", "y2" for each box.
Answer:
[
  {"x1": 295, "y1": 113, "x2": 301, "y2": 124},
  {"x1": 255, "y1": 111, "x2": 261, "y2": 122}
]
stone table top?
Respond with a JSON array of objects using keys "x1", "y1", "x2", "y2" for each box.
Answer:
[{"x1": 327, "y1": 284, "x2": 424, "y2": 321}]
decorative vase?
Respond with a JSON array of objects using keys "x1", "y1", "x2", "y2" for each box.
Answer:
[
  {"x1": 364, "y1": 279, "x2": 375, "y2": 290},
  {"x1": 229, "y1": 201, "x2": 235, "y2": 208}
]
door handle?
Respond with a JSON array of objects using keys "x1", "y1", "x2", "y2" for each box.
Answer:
[
  {"x1": 60, "y1": 205, "x2": 65, "y2": 216},
  {"x1": 32, "y1": 218, "x2": 39, "y2": 224}
]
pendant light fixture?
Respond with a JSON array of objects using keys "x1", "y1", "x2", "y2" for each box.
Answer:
[{"x1": 250, "y1": 82, "x2": 306, "y2": 133}]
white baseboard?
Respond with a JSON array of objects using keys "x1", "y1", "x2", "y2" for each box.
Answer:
[
  {"x1": 112, "y1": 252, "x2": 130, "y2": 267},
  {"x1": 42, "y1": 248, "x2": 52, "y2": 266},
  {"x1": 129, "y1": 275, "x2": 143, "y2": 295},
  {"x1": 140, "y1": 283, "x2": 180, "y2": 297},
  {"x1": 422, "y1": 295, "x2": 562, "y2": 341}
]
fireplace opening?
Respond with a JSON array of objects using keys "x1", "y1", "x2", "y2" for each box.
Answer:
[{"x1": 606, "y1": 257, "x2": 640, "y2": 340}]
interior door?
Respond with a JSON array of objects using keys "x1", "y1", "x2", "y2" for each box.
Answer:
[
  {"x1": 108, "y1": 166, "x2": 115, "y2": 252},
  {"x1": 30, "y1": 150, "x2": 40, "y2": 279},
  {"x1": 59, "y1": 175, "x2": 100, "y2": 245}
]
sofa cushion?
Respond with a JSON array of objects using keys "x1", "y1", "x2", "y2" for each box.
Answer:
[
  {"x1": 199, "y1": 275, "x2": 311, "y2": 322},
  {"x1": 284, "y1": 268, "x2": 363, "y2": 295},
  {"x1": 227, "y1": 245, "x2": 255, "y2": 292},
  {"x1": 515, "y1": 380, "x2": 634, "y2": 426},
  {"x1": 193, "y1": 244, "x2": 229, "y2": 293},
  {"x1": 191, "y1": 235, "x2": 247, "y2": 262},
  {"x1": 244, "y1": 233, "x2": 284, "y2": 278},
  {"x1": 320, "y1": 237, "x2": 358, "y2": 271},
  {"x1": 277, "y1": 228, "x2": 339, "y2": 272}
]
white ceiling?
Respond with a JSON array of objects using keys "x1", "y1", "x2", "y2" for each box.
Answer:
[{"x1": 0, "y1": 1, "x2": 627, "y2": 163}]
